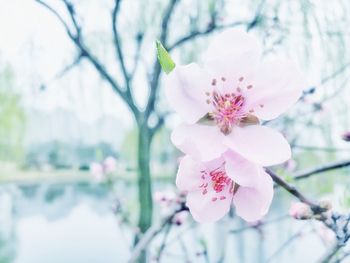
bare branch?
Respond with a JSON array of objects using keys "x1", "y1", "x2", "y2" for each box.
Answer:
[
  {"x1": 35, "y1": 0, "x2": 139, "y2": 116},
  {"x1": 294, "y1": 159, "x2": 350, "y2": 181},
  {"x1": 144, "y1": 0, "x2": 180, "y2": 121},
  {"x1": 128, "y1": 204, "x2": 187, "y2": 263},
  {"x1": 36, "y1": 0, "x2": 73, "y2": 37},
  {"x1": 62, "y1": 0, "x2": 81, "y2": 36},
  {"x1": 318, "y1": 243, "x2": 344, "y2": 263},
  {"x1": 112, "y1": 0, "x2": 130, "y2": 89},
  {"x1": 266, "y1": 168, "x2": 325, "y2": 213},
  {"x1": 54, "y1": 52, "x2": 83, "y2": 79},
  {"x1": 130, "y1": 32, "x2": 144, "y2": 79},
  {"x1": 168, "y1": 20, "x2": 248, "y2": 51},
  {"x1": 168, "y1": 0, "x2": 268, "y2": 51}
]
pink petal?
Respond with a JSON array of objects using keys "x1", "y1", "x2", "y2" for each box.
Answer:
[
  {"x1": 186, "y1": 189, "x2": 233, "y2": 223},
  {"x1": 246, "y1": 59, "x2": 304, "y2": 120},
  {"x1": 232, "y1": 169, "x2": 273, "y2": 222},
  {"x1": 176, "y1": 155, "x2": 204, "y2": 192},
  {"x1": 203, "y1": 29, "x2": 262, "y2": 87},
  {"x1": 171, "y1": 123, "x2": 227, "y2": 161},
  {"x1": 223, "y1": 151, "x2": 261, "y2": 187},
  {"x1": 224, "y1": 125, "x2": 291, "y2": 166},
  {"x1": 165, "y1": 63, "x2": 212, "y2": 124}
]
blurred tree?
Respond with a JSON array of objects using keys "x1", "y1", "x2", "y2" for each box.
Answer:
[
  {"x1": 0, "y1": 63, "x2": 26, "y2": 163},
  {"x1": 32, "y1": 0, "x2": 350, "y2": 261},
  {"x1": 33, "y1": 0, "x2": 269, "y2": 260}
]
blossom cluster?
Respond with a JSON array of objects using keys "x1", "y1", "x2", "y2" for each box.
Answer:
[
  {"x1": 165, "y1": 29, "x2": 304, "y2": 223},
  {"x1": 154, "y1": 190, "x2": 188, "y2": 225},
  {"x1": 89, "y1": 156, "x2": 117, "y2": 182}
]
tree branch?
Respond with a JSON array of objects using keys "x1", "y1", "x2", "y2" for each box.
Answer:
[
  {"x1": 266, "y1": 168, "x2": 325, "y2": 213},
  {"x1": 168, "y1": 20, "x2": 248, "y2": 51},
  {"x1": 128, "y1": 204, "x2": 187, "y2": 263},
  {"x1": 112, "y1": 0, "x2": 131, "y2": 89},
  {"x1": 294, "y1": 159, "x2": 350, "y2": 181},
  {"x1": 168, "y1": 0, "x2": 267, "y2": 51},
  {"x1": 144, "y1": 0, "x2": 180, "y2": 121},
  {"x1": 130, "y1": 32, "x2": 144, "y2": 79},
  {"x1": 35, "y1": 0, "x2": 139, "y2": 117}
]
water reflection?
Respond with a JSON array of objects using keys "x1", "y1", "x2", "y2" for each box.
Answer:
[
  {"x1": 0, "y1": 181, "x2": 333, "y2": 263},
  {"x1": 0, "y1": 182, "x2": 133, "y2": 263}
]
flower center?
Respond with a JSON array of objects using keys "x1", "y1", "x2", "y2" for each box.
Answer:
[
  {"x1": 199, "y1": 165, "x2": 235, "y2": 202},
  {"x1": 210, "y1": 92, "x2": 246, "y2": 134},
  {"x1": 204, "y1": 76, "x2": 259, "y2": 134}
]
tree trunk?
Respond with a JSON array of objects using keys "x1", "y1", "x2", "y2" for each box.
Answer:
[{"x1": 136, "y1": 121, "x2": 153, "y2": 262}]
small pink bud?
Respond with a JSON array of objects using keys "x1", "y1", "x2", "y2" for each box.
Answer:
[
  {"x1": 172, "y1": 211, "x2": 188, "y2": 226},
  {"x1": 154, "y1": 191, "x2": 167, "y2": 203},
  {"x1": 319, "y1": 199, "x2": 332, "y2": 211},
  {"x1": 289, "y1": 202, "x2": 313, "y2": 220}
]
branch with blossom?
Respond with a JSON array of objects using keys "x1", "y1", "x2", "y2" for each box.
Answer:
[
  {"x1": 163, "y1": 29, "x2": 304, "y2": 223},
  {"x1": 157, "y1": 28, "x2": 350, "y2": 262}
]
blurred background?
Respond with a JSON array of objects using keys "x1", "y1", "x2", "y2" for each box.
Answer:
[{"x1": 0, "y1": 0, "x2": 350, "y2": 262}]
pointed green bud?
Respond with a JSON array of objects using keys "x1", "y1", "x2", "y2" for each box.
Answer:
[{"x1": 156, "y1": 40, "x2": 175, "y2": 74}]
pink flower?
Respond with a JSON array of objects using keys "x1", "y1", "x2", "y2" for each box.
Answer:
[
  {"x1": 103, "y1": 156, "x2": 117, "y2": 173},
  {"x1": 289, "y1": 202, "x2": 313, "y2": 220},
  {"x1": 89, "y1": 162, "x2": 104, "y2": 181},
  {"x1": 166, "y1": 29, "x2": 304, "y2": 166},
  {"x1": 176, "y1": 152, "x2": 273, "y2": 223}
]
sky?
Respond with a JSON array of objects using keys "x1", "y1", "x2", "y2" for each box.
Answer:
[
  {"x1": 0, "y1": 0, "x2": 132, "y2": 127},
  {"x1": 0, "y1": 0, "x2": 349, "y2": 134}
]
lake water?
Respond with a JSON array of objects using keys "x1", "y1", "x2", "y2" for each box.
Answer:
[{"x1": 0, "y1": 181, "x2": 341, "y2": 263}]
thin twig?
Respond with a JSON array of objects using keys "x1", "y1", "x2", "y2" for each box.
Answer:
[
  {"x1": 266, "y1": 227, "x2": 310, "y2": 263},
  {"x1": 266, "y1": 169, "x2": 324, "y2": 213},
  {"x1": 144, "y1": 0, "x2": 180, "y2": 121},
  {"x1": 35, "y1": 0, "x2": 139, "y2": 117},
  {"x1": 229, "y1": 215, "x2": 289, "y2": 234},
  {"x1": 294, "y1": 159, "x2": 350, "y2": 181},
  {"x1": 318, "y1": 243, "x2": 344, "y2": 263},
  {"x1": 293, "y1": 145, "x2": 350, "y2": 152},
  {"x1": 128, "y1": 205, "x2": 187, "y2": 263},
  {"x1": 168, "y1": 20, "x2": 247, "y2": 51},
  {"x1": 155, "y1": 222, "x2": 172, "y2": 262},
  {"x1": 112, "y1": 0, "x2": 130, "y2": 89}
]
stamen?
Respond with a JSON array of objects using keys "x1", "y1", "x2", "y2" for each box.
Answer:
[
  {"x1": 205, "y1": 75, "x2": 257, "y2": 135},
  {"x1": 260, "y1": 104, "x2": 264, "y2": 108},
  {"x1": 212, "y1": 197, "x2": 217, "y2": 202}
]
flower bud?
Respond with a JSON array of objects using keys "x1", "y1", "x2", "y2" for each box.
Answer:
[
  {"x1": 289, "y1": 202, "x2": 313, "y2": 220},
  {"x1": 319, "y1": 199, "x2": 332, "y2": 211},
  {"x1": 172, "y1": 210, "x2": 188, "y2": 226}
]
